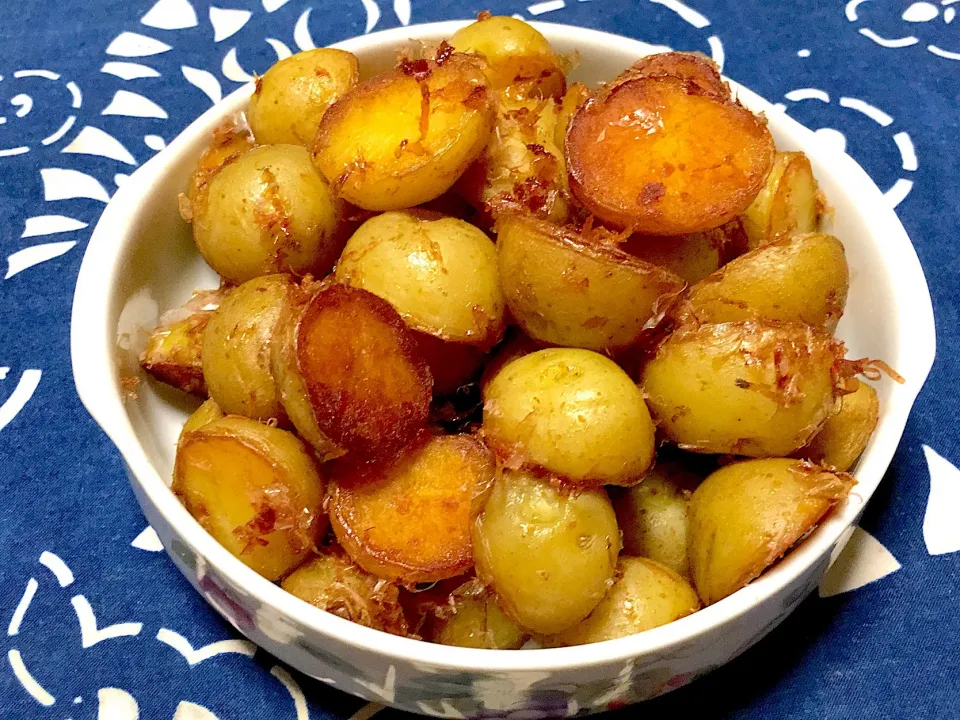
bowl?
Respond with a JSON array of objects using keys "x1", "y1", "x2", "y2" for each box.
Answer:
[{"x1": 70, "y1": 20, "x2": 936, "y2": 717}]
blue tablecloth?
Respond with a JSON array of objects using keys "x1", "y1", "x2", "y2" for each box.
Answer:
[{"x1": 1, "y1": 1, "x2": 958, "y2": 717}]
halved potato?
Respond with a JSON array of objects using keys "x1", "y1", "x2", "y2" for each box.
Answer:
[
  {"x1": 613, "y1": 52, "x2": 728, "y2": 98},
  {"x1": 688, "y1": 458, "x2": 854, "y2": 604},
  {"x1": 184, "y1": 117, "x2": 255, "y2": 206},
  {"x1": 180, "y1": 397, "x2": 224, "y2": 437},
  {"x1": 622, "y1": 218, "x2": 747, "y2": 285},
  {"x1": 641, "y1": 321, "x2": 844, "y2": 456},
  {"x1": 542, "y1": 557, "x2": 700, "y2": 646},
  {"x1": 313, "y1": 52, "x2": 495, "y2": 210},
  {"x1": 329, "y1": 434, "x2": 495, "y2": 583},
  {"x1": 742, "y1": 151, "x2": 822, "y2": 248},
  {"x1": 555, "y1": 82, "x2": 589, "y2": 148},
  {"x1": 173, "y1": 416, "x2": 327, "y2": 581},
  {"x1": 795, "y1": 380, "x2": 879, "y2": 471},
  {"x1": 496, "y1": 214, "x2": 685, "y2": 352},
  {"x1": 566, "y1": 75, "x2": 775, "y2": 234}
]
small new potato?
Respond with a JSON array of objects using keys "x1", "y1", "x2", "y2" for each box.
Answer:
[
  {"x1": 179, "y1": 397, "x2": 224, "y2": 437},
  {"x1": 622, "y1": 219, "x2": 747, "y2": 285},
  {"x1": 184, "y1": 118, "x2": 255, "y2": 206},
  {"x1": 484, "y1": 348, "x2": 656, "y2": 486},
  {"x1": 192, "y1": 145, "x2": 343, "y2": 284},
  {"x1": 249, "y1": 48, "x2": 359, "y2": 146},
  {"x1": 472, "y1": 468, "x2": 620, "y2": 634},
  {"x1": 641, "y1": 321, "x2": 844, "y2": 457},
  {"x1": 796, "y1": 380, "x2": 879, "y2": 471},
  {"x1": 688, "y1": 458, "x2": 854, "y2": 604},
  {"x1": 336, "y1": 211, "x2": 505, "y2": 347},
  {"x1": 743, "y1": 151, "x2": 822, "y2": 248},
  {"x1": 173, "y1": 417, "x2": 327, "y2": 581},
  {"x1": 543, "y1": 557, "x2": 700, "y2": 646}
]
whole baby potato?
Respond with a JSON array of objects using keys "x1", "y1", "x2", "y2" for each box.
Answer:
[
  {"x1": 249, "y1": 48, "x2": 359, "y2": 146},
  {"x1": 796, "y1": 380, "x2": 879, "y2": 471},
  {"x1": 641, "y1": 321, "x2": 844, "y2": 457},
  {"x1": 472, "y1": 468, "x2": 620, "y2": 634},
  {"x1": 483, "y1": 348, "x2": 656, "y2": 486},
  {"x1": 192, "y1": 145, "x2": 343, "y2": 284},
  {"x1": 743, "y1": 151, "x2": 822, "y2": 248},
  {"x1": 335, "y1": 211, "x2": 505, "y2": 347},
  {"x1": 173, "y1": 416, "x2": 327, "y2": 581},
  {"x1": 202, "y1": 274, "x2": 291, "y2": 422},
  {"x1": 688, "y1": 458, "x2": 854, "y2": 604}
]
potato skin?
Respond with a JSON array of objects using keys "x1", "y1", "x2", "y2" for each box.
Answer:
[
  {"x1": 688, "y1": 458, "x2": 854, "y2": 604},
  {"x1": 743, "y1": 151, "x2": 822, "y2": 249},
  {"x1": 313, "y1": 53, "x2": 495, "y2": 210},
  {"x1": 180, "y1": 397, "x2": 224, "y2": 437},
  {"x1": 336, "y1": 211, "x2": 505, "y2": 347},
  {"x1": 684, "y1": 233, "x2": 849, "y2": 330},
  {"x1": 248, "y1": 48, "x2": 359, "y2": 146},
  {"x1": 614, "y1": 52, "x2": 728, "y2": 98},
  {"x1": 184, "y1": 117, "x2": 255, "y2": 206},
  {"x1": 543, "y1": 557, "x2": 700, "y2": 646},
  {"x1": 192, "y1": 145, "x2": 343, "y2": 284},
  {"x1": 796, "y1": 380, "x2": 879, "y2": 471},
  {"x1": 173, "y1": 417, "x2": 327, "y2": 581},
  {"x1": 202, "y1": 274, "x2": 291, "y2": 422},
  {"x1": 472, "y1": 468, "x2": 620, "y2": 634},
  {"x1": 496, "y1": 214, "x2": 685, "y2": 352},
  {"x1": 641, "y1": 321, "x2": 844, "y2": 456}
]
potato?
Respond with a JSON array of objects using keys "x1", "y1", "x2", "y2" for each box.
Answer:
[
  {"x1": 415, "y1": 331, "x2": 487, "y2": 396},
  {"x1": 281, "y1": 548, "x2": 408, "y2": 635},
  {"x1": 335, "y1": 211, "x2": 505, "y2": 347},
  {"x1": 248, "y1": 48, "x2": 359, "y2": 146},
  {"x1": 274, "y1": 283, "x2": 432, "y2": 460},
  {"x1": 566, "y1": 75, "x2": 775, "y2": 234},
  {"x1": 543, "y1": 557, "x2": 700, "y2": 646},
  {"x1": 555, "y1": 82, "x2": 589, "y2": 148},
  {"x1": 202, "y1": 275, "x2": 291, "y2": 422},
  {"x1": 614, "y1": 52, "x2": 728, "y2": 98},
  {"x1": 796, "y1": 380, "x2": 879, "y2": 471},
  {"x1": 329, "y1": 434, "x2": 495, "y2": 583},
  {"x1": 313, "y1": 52, "x2": 495, "y2": 210},
  {"x1": 184, "y1": 117, "x2": 255, "y2": 207},
  {"x1": 479, "y1": 329, "x2": 541, "y2": 395},
  {"x1": 173, "y1": 417, "x2": 327, "y2": 581},
  {"x1": 472, "y1": 468, "x2": 620, "y2": 634},
  {"x1": 684, "y1": 233, "x2": 849, "y2": 330},
  {"x1": 743, "y1": 151, "x2": 822, "y2": 248},
  {"x1": 484, "y1": 348, "x2": 656, "y2": 486},
  {"x1": 688, "y1": 458, "x2": 854, "y2": 604},
  {"x1": 622, "y1": 219, "x2": 747, "y2": 285},
  {"x1": 497, "y1": 214, "x2": 684, "y2": 352},
  {"x1": 449, "y1": 15, "x2": 565, "y2": 100},
  {"x1": 614, "y1": 461, "x2": 700, "y2": 577},
  {"x1": 192, "y1": 145, "x2": 343, "y2": 284},
  {"x1": 180, "y1": 398, "x2": 224, "y2": 437}
]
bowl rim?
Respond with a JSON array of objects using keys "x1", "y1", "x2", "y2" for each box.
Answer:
[{"x1": 71, "y1": 20, "x2": 937, "y2": 675}]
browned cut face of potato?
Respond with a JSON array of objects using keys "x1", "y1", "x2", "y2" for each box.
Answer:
[
  {"x1": 683, "y1": 233, "x2": 849, "y2": 330},
  {"x1": 281, "y1": 547, "x2": 409, "y2": 635},
  {"x1": 248, "y1": 48, "x2": 360, "y2": 147},
  {"x1": 183, "y1": 117, "x2": 255, "y2": 208},
  {"x1": 614, "y1": 52, "x2": 729, "y2": 99},
  {"x1": 329, "y1": 434, "x2": 495, "y2": 584},
  {"x1": 743, "y1": 151, "x2": 822, "y2": 249},
  {"x1": 688, "y1": 458, "x2": 854, "y2": 605},
  {"x1": 312, "y1": 51, "x2": 495, "y2": 210},
  {"x1": 173, "y1": 416, "x2": 327, "y2": 581},
  {"x1": 192, "y1": 145, "x2": 344, "y2": 284},
  {"x1": 180, "y1": 397, "x2": 224, "y2": 437},
  {"x1": 496, "y1": 214, "x2": 685, "y2": 352},
  {"x1": 555, "y1": 82, "x2": 589, "y2": 148},
  {"x1": 641, "y1": 321, "x2": 844, "y2": 457},
  {"x1": 201, "y1": 274, "x2": 292, "y2": 423},
  {"x1": 542, "y1": 557, "x2": 700, "y2": 646},
  {"x1": 566, "y1": 75, "x2": 775, "y2": 234},
  {"x1": 472, "y1": 468, "x2": 620, "y2": 634},
  {"x1": 622, "y1": 218, "x2": 748, "y2": 285},
  {"x1": 795, "y1": 380, "x2": 879, "y2": 471}
]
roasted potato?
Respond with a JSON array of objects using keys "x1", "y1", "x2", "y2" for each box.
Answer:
[
  {"x1": 329, "y1": 434, "x2": 495, "y2": 583},
  {"x1": 248, "y1": 48, "x2": 360, "y2": 146},
  {"x1": 281, "y1": 547, "x2": 408, "y2": 635},
  {"x1": 566, "y1": 75, "x2": 775, "y2": 234},
  {"x1": 180, "y1": 397, "x2": 224, "y2": 437},
  {"x1": 543, "y1": 557, "x2": 700, "y2": 646},
  {"x1": 555, "y1": 82, "x2": 589, "y2": 148},
  {"x1": 183, "y1": 118, "x2": 255, "y2": 207},
  {"x1": 192, "y1": 145, "x2": 343, "y2": 284},
  {"x1": 472, "y1": 468, "x2": 620, "y2": 634},
  {"x1": 201, "y1": 274, "x2": 291, "y2": 422},
  {"x1": 614, "y1": 51, "x2": 728, "y2": 98},
  {"x1": 313, "y1": 52, "x2": 495, "y2": 210},
  {"x1": 683, "y1": 233, "x2": 849, "y2": 330},
  {"x1": 688, "y1": 458, "x2": 854, "y2": 604},
  {"x1": 496, "y1": 214, "x2": 684, "y2": 352},
  {"x1": 483, "y1": 348, "x2": 656, "y2": 486},
  {"x1": 479, "y1": 328, "x2": 541, "y2": 395},
  {"x1": 796, "y1": 380, "x2": 879, "y2": 471},
  {"x1": 743, "y1": 151, "x2": 822, "y2": 249},
  {"x1": 622, "y1": 218, "x2": 747, "y2": 285},
  {"x1": 335, "y1": 211, "x2": 505, "y2": 347},
  {"x1": 641, "y1": 321, "x2": 844, "y2": 456},
  {"x1": 173, "y1": 416, "x2": 327, "y2": 581}
]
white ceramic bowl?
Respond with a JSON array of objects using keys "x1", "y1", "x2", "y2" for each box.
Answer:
[{"x1": 71, "y1": 21, "x2": 935, "y2": 717}]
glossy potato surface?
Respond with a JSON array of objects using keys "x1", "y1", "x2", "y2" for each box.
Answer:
[
  {"x1": 614, "y1": 52, "x2": 728, "y2": 98},
  {"x1": 173, "y1": 417, "x2": 327, "y2": 581},
  {"x1": 483, "y1": 348, "x2": 656, "y2": 486},
  {"x1": 743, "y1": 151, "x2": 821, "y2": 248},
  {"x1": 797, "y1": 380, "x2": 879, "y2": 471},
  {"x1": 184, "y1": 118, "x2": 255, "y2": 205},
  {"x1": 688, "y1": 458, "x2": 854, "y2": 604},
  {"x1": 472, "y1": 468, "x2": 620, "y2": 634}
]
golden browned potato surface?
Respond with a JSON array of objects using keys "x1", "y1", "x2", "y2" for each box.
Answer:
[
  {"x1": 796, "y1": 380, "x2": 879, "y2": 471},
  {"x1": 614, "y1": 52, "x2": 728, "y2": 98}
]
